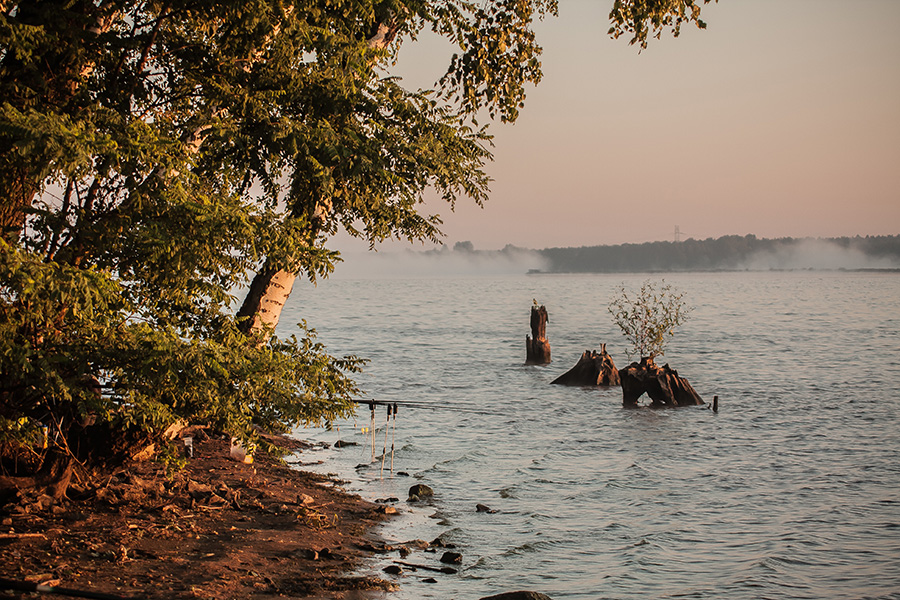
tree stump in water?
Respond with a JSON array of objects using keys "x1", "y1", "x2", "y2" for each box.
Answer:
[
  {"x1": 551, "y1": 343, "x2": 620, "y2": 386},
  {"x1": 525, "y1": 304, "x2": 551, "y2": 365},
  {"x1": 619, "y1": 356, "x2": 703, "y2": 407}
]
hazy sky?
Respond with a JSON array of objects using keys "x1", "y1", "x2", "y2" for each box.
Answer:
[{"x1": 340, "y1": 0, "x2": 900, "y2": 252}]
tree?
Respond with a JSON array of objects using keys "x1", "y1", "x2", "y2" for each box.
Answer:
[
  {"x1": 607, "y1": 279, "x2": 692, "y2": 360},
  {"x1": 1, "y1": 0, "x2": 715, "y2": 492}
]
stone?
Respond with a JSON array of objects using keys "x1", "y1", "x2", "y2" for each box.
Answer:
[
  {"x1": 430, "y1": 536, "x2": 454, "y2": 548},
  {"x1": 382, "y1": 564, "x2": 403, "y2": 575},
  {"x1": 408, "y1": 484, "x2": 433, "y2": 501},
  {"x1": 440, "y1": 551, "x2": 463, "y2": 564},
  {"x1": 479, "y1": 592, "x2": 554, "y2": 600},
  {"x1": 186, "y1": 480, "x2": 212, "y2": 499}
]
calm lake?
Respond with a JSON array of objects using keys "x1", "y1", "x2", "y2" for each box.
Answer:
[{"x1": 281, "y1": 270, "x2": 900, "y2": 600}]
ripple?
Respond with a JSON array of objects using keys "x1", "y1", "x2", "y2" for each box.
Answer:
[{"x1": 287, "y1": 272, "x2": 900, "y2": 600}]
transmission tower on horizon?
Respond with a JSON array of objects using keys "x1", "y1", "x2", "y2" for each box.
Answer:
[{"x1": 674, "y1": 225, "x2": 683, "y2": 243}]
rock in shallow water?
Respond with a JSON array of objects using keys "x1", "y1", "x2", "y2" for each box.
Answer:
[
  {"x1": 479, "y1": 592, "x2": 553, "y2": 600},
  {"x1": 407, "y1": 484, "x2": 434, "y2": 501}
]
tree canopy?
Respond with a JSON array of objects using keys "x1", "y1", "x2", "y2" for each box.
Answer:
[{"x1": 0, "y1": 0, "x2": 715, "y2": 489}]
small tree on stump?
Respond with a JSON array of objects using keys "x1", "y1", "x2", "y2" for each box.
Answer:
[
  {"x1": 607, "y1": 280, "x2": 692, "y2": 360},
  {"x1": 525, "y1": 302, "x2": 551, "y2": 365},
  {"x1": 608, "y1": 280, "x2": 701, "y2": 407}
]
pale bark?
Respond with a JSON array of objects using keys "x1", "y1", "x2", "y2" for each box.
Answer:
[{"x1": 236, "y1": 266, "x2": 297, "y2": 336}]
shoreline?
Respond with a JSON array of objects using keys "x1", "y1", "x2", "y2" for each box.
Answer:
[{"x1": 1, "y1": 433, "x2": 397, "y2": 599}]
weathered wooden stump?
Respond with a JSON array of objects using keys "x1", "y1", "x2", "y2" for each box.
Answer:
[
  {"x1": 619, "y1": 356, "x2": 703, "y2": 407},
  {"x1": 0, "y1": 449, "x2": 74, "y2": 503},
  {"x1": 551, "y1": 343, "x2": 620, "y2": 386},
  {"x1": 525, "y1": 304, "x2": 551, "y2": 365}
]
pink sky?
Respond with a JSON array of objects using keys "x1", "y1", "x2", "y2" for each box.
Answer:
[{"x1": 338, "y1": 0, "x2": 900, "y2": 252}]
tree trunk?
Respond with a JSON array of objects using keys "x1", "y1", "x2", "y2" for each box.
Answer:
[
  {"x1": 0, "y1": 165, "x2": 37, "y2": 242},
  {"x1": 0, "y1": 449, "x2": 74, "y2": 503},
  {"x1": 619, "y1": 356, "x2": 703, "y2": 407},
  {"x1": 235, "y1": 263, "x2": 297, "y2": 338},
  {"x1": 551, "y1": 343, "x2": 619, "y2": 386},
  {"x1": 525, "y1": 304, "x2": 551, "y2": 364}
]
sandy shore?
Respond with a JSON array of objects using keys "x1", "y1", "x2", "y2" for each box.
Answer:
[{"x1": 0, "y1": 433, "x2": 397, "y2": 599}]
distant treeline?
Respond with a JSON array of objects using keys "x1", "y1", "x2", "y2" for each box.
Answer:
[{"x1": 533, "y1": 235, "x2": 900, "y2": 273}]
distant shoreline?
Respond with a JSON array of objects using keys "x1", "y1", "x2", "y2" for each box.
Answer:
[{"x1": 526, "y1": 267, "x2": 900, "y2": 275}]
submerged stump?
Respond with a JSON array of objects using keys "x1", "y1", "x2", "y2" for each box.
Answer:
[
  {"x1": 619, "y1": 356, "x2": 703, "y2": 407},
  {"x1": 551, "y1": 343, "x2": 620, "y2": 386},
  {"x1": 525, "y1": 304, "x2": 551, "y2": 365}
]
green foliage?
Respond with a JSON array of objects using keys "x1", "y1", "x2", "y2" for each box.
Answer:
[
  {"x1": 0, "y1": 0, "x2": 712, "y2": 475},
  {"x1": 0, "y1": 240, "x2": 362, "y2": 467},
  {"x1": 607, "y1": 279, "x2": 692, "y2": 360},
  {"x1": 609, "y1": 0, "x2": 716, "y2": 49}
]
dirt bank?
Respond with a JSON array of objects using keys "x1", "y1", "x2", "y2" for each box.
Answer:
[{"x1": 0, "y1": 433, "x2": 396, "y2": 599}]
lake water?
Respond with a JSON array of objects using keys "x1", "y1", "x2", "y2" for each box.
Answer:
[{"x1": 280, "y1": 270, "x2": 900, "y2": 600}]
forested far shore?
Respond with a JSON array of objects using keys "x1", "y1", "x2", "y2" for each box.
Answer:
[
  {"x1": 534, "y1": 235, "x2": 900, "y2": 273},
  {"x1": 427, "y1": 235, "x2": 900, "y2": 273}
]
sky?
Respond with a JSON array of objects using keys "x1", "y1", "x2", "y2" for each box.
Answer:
[{"x1": 337, "y1": 0, "x2": 900, "y2": 253}]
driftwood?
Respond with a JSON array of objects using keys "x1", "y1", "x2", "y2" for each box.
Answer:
[
  {"x1": 551, "y1": 344, "x2": 620, "y2": 386},
  {"x1": 525, "y1": 304, "x2": 551, "y2": 365},
  {"x1": 619, "y1": 356, "x2": 703, "y2": 407}
]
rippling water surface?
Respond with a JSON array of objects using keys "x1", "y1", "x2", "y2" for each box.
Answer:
[{"x1": 279, "y1": 271, "x2": 900, "y2": 600}]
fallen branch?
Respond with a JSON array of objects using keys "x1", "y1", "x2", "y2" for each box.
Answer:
[{"x1": 392, "y1": 560, "x2": 457, "y2": 574}]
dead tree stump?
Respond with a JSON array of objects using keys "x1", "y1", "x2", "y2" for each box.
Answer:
[
  {"x1": 551, "y1": 343, "x2": 620, "y2": 386},
  {"x1": 0, "y1": 449, "x2": 74, "y2": 503},
  {"x1": 525, "y1": 304, "x2": 551, "y2": 365},
  {"x1": 619, "y1": 356, "x2": 703, "y2": 407}
]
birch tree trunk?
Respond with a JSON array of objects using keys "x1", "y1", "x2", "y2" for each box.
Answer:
[{"x1": 235, "y1": 266, "x2": 297, "y2": 336}]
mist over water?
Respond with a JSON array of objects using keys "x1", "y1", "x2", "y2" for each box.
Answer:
[
  {"x1": 282, "y1": 271, "x2": 900, "y2": 600},
  {"x1": 332, "y1": 246, "x2": 547, "y2": 279},
  {"x1": 739, "y1": 239, "x2": 900, "y2": 271},
  {"x1": 329, "y1": 238, "x2": 900, "y2": 279}
]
